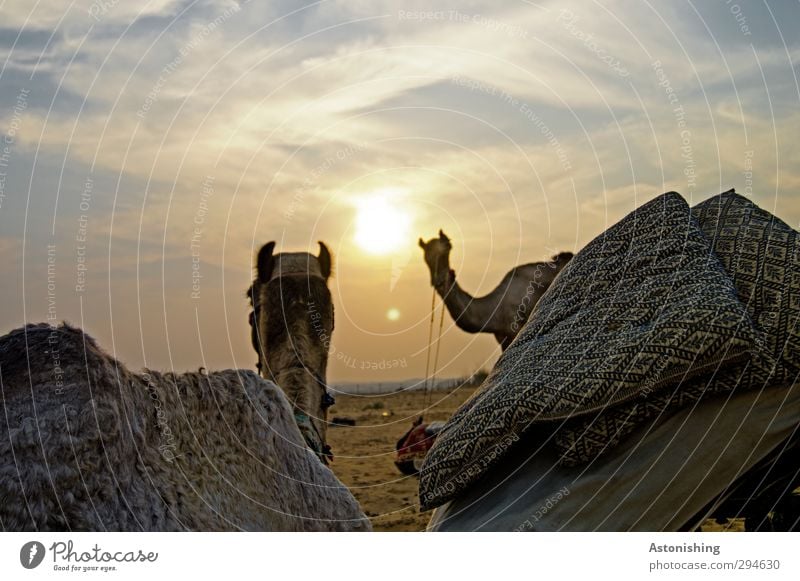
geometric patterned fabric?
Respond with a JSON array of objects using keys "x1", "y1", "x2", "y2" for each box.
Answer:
[
  {"x1": 552, "y1": 191, "x2": 800, "y2": 464},
  {"x1": 419, "y1": 192, "x2": 760, "y2": 510},
  {"x1": 692, "y1": 190, "x2": 800, "y2": 382}
]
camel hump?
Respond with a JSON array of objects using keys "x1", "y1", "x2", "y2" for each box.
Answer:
[
  {"x1": 511, "y1": 252, "x2": 573, "y2": 274},
  {"x1": 551, "y1": 251, "x2": 574, "y2": 264},
  {"x1": 0, "y1": 323, "x2": 108, "y2": 389}
]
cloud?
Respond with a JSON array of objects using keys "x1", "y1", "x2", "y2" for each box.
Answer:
[
  {"x1": 0, "y1": 0, "x2": 188, "y2": 30},
  {"x1": 1, "y1": 0, "x2": 799, "y2": 378}
]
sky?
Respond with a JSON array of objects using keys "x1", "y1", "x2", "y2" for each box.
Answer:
[{"x1": 1, "y1": 0, "x2": 799, "y2": 383}]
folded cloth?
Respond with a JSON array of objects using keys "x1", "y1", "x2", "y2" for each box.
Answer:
[
  {"x1": 693, "y1": 189, "x2": 800, "y2": 381},
  {"x1": 553, "y1": 190, "x2": 798, "y2": 464},
  {"x1": 419, "y1": 192, "x2": 760, "y2": 511}
]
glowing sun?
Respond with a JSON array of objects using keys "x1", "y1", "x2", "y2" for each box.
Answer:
[
  {"x1": 354, "y1": 193, "x2": 411, "y2": 255},
  {"x1": 387, "y1": 308, "x2": 401, "y2": 321}
]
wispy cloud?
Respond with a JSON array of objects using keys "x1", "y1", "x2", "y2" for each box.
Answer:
[{"x1": 1, "y1": 0, "x2": 798, "y2": 378}]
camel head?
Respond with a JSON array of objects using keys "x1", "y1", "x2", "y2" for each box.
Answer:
[
  {"x1": 247, "y1": 241, "x2": 335, "y2": 461},
  {"x1": 419, "y1": 229, "x2": 454, "y2": 291}
]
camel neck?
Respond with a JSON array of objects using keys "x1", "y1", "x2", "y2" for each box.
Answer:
[
  {"x1": 270, "y1": 365, "x2": 324, "y2": 411},
  {"x1": 436, "y1": 276, "x2": 498, "y2": 334}
]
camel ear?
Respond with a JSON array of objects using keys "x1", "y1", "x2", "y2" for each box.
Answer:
[
  {"x1": 418, "y1": 237, "x2": 426, "y2": 249},
  {"x1": 256, "y1": 241, "x2": 276, "y2": 283},
  {"x1": 318, "y1": 242, "x2": 332, "y2": 280},
  {"x1": 439, "y1": 229, "x2": 450, "y2": 243}
]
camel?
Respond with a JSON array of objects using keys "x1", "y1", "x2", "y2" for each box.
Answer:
[
  {"x1": 246, "y1": 241, "x2": 335, "y2": 463},
  {"x1": 0, "y1": 245, "x2": 369, "y2": 531},
  {"x1": 419, "y1": 230, "x2": 573, "y2": 349}
]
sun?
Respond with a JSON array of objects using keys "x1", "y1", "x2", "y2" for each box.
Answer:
[
  {"x1": 353, "y1": 192, "x2": 411, "y2": 255},
  {"x1": 387, "y1": 308, "x2": 401, "y2": 321}
]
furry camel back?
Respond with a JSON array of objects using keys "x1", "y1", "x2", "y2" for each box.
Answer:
[{"x1": 0, "y1": 323, "x2": 369, "y2": 531}]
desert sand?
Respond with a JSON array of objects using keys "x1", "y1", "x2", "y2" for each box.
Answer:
[{"x1": 327, "y1": 383, "x2": 479, "y2": 531}]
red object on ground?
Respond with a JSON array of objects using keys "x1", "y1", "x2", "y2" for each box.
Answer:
[{"x1": 395, "y1": 420, "x2": 445, "y2": 475}]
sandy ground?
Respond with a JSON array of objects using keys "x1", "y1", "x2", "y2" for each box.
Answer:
[
  {"x1": 327, "y1": 384, "x2": 479, "y2": 532},
  {"x1": 327, "y1": 383, "x2": 755, "y2": 532}
]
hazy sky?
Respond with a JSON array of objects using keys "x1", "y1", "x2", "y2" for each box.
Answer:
[{"x1": 1, "y1": 0, "x2": 799, "y2": 382}]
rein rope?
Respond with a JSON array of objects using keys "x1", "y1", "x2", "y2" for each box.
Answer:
[
  {"x1": 422, "y1": 286, "x2": 447, "y2": 418},
  {"x1": 294, "y1": 410, "x2": 333, "y2": 465}
]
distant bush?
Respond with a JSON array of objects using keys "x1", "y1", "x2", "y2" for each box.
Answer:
[
  {"x1": 362, "y1": 401, "x2": 385, "y2": 410},
  {"x1": 467, "y1": 369, "x2": 489, "y2": 387}
]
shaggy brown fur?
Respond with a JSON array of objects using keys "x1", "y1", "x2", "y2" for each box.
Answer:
[
  {"x1": 247, "y1": 242, "x2": 335, "y2": 450},
  {"x1": 0, "y1": 323, "x2": 369, "y2": 531}
]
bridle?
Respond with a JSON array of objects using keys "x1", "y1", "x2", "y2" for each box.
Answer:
[
  {"x1": 434, "y1": 267, "x2": 456, "y2": 295},
  {"x1": 249, "y1": 273, "x2": 336, "y2": 464},
  {"x1": 293, "y1": 371, "x2": 335, "y2": 464}
]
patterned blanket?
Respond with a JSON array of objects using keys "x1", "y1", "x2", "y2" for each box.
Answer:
[{"x1": 419, "y1": 190, "x2": 798, "y2": 511}]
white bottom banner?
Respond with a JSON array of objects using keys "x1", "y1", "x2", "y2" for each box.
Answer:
[{"x1": 1, "y1": 532, "x2": 798, "y2": 580}]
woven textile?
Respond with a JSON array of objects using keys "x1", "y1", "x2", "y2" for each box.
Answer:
[
  {"x1": 693, "y1": 190, "x2": 799, "y2": 380},
  {"x1": 552, "y1": 190, "x2": 797, "y2": 464},
  {"x1": 419, "y1": 192, "x2": 759, "y2": 510}
]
